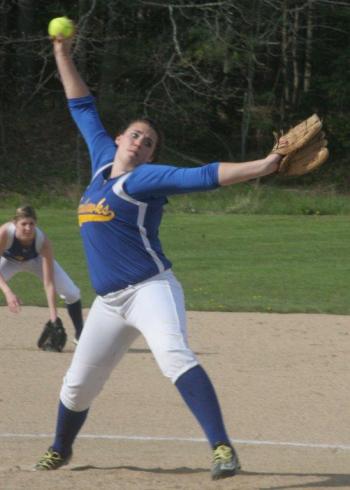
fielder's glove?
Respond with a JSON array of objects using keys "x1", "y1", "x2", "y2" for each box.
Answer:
[
  {"x1": 37, "y1": 317, "x2": 67, "y2": 352},
  {"x1": 272, "y1": 114, "x2": 329, "y2": 177}
]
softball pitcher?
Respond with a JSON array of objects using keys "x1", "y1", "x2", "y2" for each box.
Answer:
[
  {"x1": 0, "y1": 206, "x2": 83, "y2": 348},
  {"x1": 34, "y1": 28, "x2": 282, "y2": 479}
]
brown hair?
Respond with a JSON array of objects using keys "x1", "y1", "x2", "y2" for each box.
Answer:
[
  {"x1": 120, "y1": 117, "x2": 164, "y2": 162},
  {"x1": 14, "y1": 205, "x2": 37, "y2": 222}
]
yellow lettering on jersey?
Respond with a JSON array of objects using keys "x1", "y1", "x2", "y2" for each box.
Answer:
[{"x1": 78, "y1": 198, "x2": 115, "y2": 226}]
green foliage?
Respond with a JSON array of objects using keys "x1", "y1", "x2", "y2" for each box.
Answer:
[
  {"x1": 1, "y1": 1, "x2": 350, "y2": 190},
  {"x1": 326, "y1": 114, "x2": 350, "y2": 151},
  {"x1": 186, "y1": 25, "x2": 226, "y2": 66}
]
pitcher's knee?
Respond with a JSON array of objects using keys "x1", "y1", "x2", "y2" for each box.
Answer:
[
  {"x1": 60, "y1": 367, "x2": 106, "y2": 411},
  {"x1": 157, "y1": 348, "x2": 198, "y2": 383}
]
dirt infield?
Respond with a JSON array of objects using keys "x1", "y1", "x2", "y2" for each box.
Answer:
[{"x1": 1, "y1": 306, "x2": 350, "y2": 489}]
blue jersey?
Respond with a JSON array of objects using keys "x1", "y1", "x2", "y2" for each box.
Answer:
[{"x1": 69, "y1": 96, "x2": 220, "y2": 295}]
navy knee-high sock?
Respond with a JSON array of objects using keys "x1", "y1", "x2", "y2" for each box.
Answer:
[
  {"x1": 66, "y1": 300, "x2": 84, "y2": 339},
  {"x1": 175, "y1": 365, "x2": 231, "y2": 448},
  {"x1": 52, "y1": 400, "x2": 89, "y2": 457}
]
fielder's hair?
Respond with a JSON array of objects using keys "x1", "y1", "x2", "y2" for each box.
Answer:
[
  {"x1": 119, "y1": 116, "x2": 164, "y2": 162},
  {"x1": 14, "y1": 205, "x2": 37, "y2": 222}
]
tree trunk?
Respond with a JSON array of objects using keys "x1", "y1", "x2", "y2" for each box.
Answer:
[
  {"x1": 97, "y1": 1, "x2": 120, "y2": 111},
  {"x1": 240, "y1": 0, "x2": 263, "y2": 160},
  {"x1": 304, "y1": 0, "x2": 314, "y2": 93},
  {"x1": 0, "y1": 1, "x2": 9, "y2": 155},
  {"x1": 291, "y1": 6, "x2": 300, "y2": 107},
  {"x1": 17, "y1": 0, "x2": 34, "y2": 97},
  {"x1": 281, "y1": 0, "x2": 290, "y2": 119}
]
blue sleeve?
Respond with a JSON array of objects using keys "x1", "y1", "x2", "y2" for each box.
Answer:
[
  {"x1": 125, "y1": 162, "x2": 220, "y2": 199},
  {"x1": 68, "y1": 96, "x2": 117, "y2": 176}
]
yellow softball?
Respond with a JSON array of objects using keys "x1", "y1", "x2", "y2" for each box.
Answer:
[{"x1": 48, "y1": 16, "x2": 74, "y2": 38}]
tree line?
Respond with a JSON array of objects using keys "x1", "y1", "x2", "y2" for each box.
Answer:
[{"x1": 1, "y1": 0, "x2": 349, "y2": 193}]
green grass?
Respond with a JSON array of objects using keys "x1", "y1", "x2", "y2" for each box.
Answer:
[
  {"x1": 167, "y1": 183, "x2": 350, "y2": 215},
  {"x1": 162, "y1": 213, "x2": 350, "y2": 314},
  {"x1": 2, "y1": 181, "x2": 350, "y2": 215},
  {"x1": 0, "y1": 207, "x2": 349, "y2": 314}
]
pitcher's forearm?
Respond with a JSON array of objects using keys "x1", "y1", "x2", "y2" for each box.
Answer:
[
  {"x1": 218, "y1": 154, "x2": 281, "y2": 186},
  {"x1": 53, "y1": 41, "x2": 90, "y2": 99}
]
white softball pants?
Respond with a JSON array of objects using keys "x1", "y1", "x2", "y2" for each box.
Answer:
[
  {"x1": 0, "y1": 256, "x2": 80, "y2": 304},
  {"x1": 60, "y1": 270, "x2": 199, "y2": 411}
]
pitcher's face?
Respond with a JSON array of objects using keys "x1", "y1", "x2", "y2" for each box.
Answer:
[{"x1": 115, "y1": 122, "x2": 158, "y2": 167}]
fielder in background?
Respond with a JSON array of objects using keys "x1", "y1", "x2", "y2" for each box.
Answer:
[
  {"x1": 34, "y1": 20, "x2": 324, "y2": 480},
  {"x1": 0, "y1": 205, "x2": 84, "y2": 350}
]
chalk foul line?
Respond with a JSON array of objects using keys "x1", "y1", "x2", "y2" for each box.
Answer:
[{"x1": 0, "y1": 433, "x2": 349, "y2": 450}]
